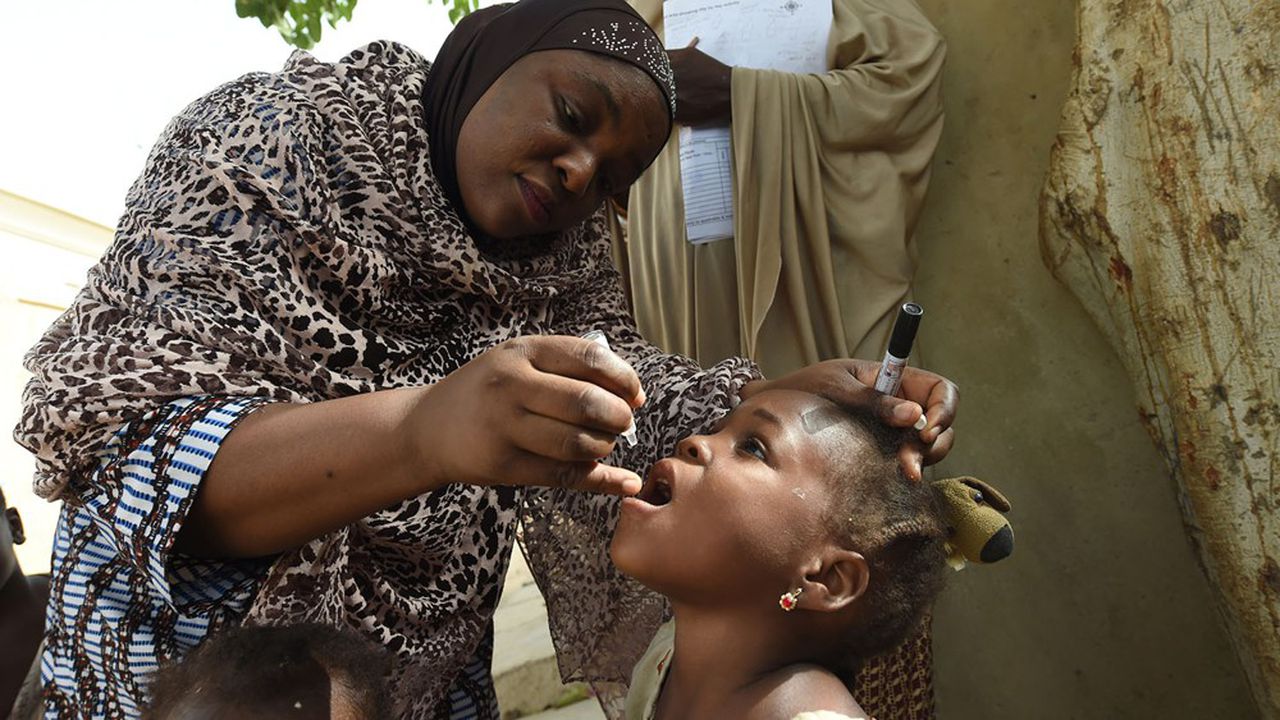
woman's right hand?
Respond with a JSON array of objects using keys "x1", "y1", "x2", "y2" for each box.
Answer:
[{"x1": 406, "y1": 335, "x2": 646, "y2": 496}]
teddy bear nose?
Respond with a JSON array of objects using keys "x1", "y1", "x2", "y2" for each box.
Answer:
[{"x1": 980, "y1": 525, "x2": 1014, "y2": 563}]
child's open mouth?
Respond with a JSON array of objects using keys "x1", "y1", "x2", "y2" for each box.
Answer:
[{"x1": 635, "y1": 460, "x2": 676, "y2": 507}]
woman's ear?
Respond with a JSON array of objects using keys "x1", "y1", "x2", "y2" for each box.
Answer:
[{"x1": 797, "y1": 548, "x2": 869, "y2": 613}]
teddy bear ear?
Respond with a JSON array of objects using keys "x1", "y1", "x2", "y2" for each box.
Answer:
[{"x1": 956, "y1": 477, "x2": 1012, "y2": 513}]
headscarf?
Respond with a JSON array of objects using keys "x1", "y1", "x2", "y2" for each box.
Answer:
[{"x1": 423, "y1": 0, "x2": 675, "y2": 217}]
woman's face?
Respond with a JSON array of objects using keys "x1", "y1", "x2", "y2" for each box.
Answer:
[
  {"x1": 454, "y1": 49, "x2": 669, "y2": 239},
  {"x1": 611, "y1": 391, "x2": 852, "y2": 608}
]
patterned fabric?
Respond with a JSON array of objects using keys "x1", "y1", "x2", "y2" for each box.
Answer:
[
  {"x1": 850, "y1": 621, "x2": 936, "y2": 720},
  {"x1": 17, "y1": 41, "x2": 755, "y2": 718},
  {"x1": 40, "y1": 397, "x2": 268, "y2": 718},
  {"x1": 37, "y1": 396, "x2": 508, "y2": 720},
  {"x1": 443, "y1": 628, "x2": 502, "y2": 720}
]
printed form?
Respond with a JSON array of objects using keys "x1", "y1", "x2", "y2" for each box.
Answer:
[{"x1": 665, "y1": 0, "x2": 831, "y2": 244}]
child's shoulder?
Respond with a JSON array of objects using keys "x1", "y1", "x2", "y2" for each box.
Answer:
[{"x1": 737, "y1": 663, "x2": 870, "y2": 720}]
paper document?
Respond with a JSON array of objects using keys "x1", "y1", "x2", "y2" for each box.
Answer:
[{"x1": 665, "y1": 0, "x2": 832, "y2": 244}]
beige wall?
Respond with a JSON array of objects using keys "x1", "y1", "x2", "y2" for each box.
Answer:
[
  {"x1": 909, "y1": 1, "x2": 1258, "y2": 717},
  {"x1": 0, "y1": 191, "x2": 110, "y2": 575}
]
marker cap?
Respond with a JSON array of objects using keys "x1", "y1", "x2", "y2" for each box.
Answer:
[{"x1": 887, "y1": 303, "x2": 924, "y2": 358}]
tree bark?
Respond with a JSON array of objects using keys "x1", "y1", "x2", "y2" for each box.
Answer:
[{"x1": 1040, "y1": 1, "x2": 1280, "y2": 716}]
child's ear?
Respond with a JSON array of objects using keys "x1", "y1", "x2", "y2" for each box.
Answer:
[{"x1": 801, "y1": 548, "x2": 869, "y2": 613}]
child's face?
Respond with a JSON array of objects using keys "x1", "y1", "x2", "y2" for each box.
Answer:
[{"x1": 611, "y1": 390, "x2": 851, "y2": 605}]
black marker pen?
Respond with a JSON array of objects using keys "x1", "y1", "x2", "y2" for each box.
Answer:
[{"x1": 874, "y1": 303, "x2": 924, "y2": 424}]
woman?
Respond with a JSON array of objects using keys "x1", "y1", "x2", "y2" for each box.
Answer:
[{"x1": 16, "y1": 1, "x2": 957, "y2": 718}]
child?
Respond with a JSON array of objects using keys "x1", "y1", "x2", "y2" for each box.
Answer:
[
  {"x1": 144, "y1": 623, "x2": 390, "y2": 720},
  {"x1": 611, "y1": 389, "x2": 949, "y2": 720}
]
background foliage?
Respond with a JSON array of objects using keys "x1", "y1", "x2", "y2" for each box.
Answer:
[{"x1": 235, "y1": 0, "x2": 479, "y2": 49}]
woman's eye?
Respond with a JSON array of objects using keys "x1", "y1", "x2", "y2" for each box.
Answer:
[
  {"x1": 739, "y1": 437, "x2": 767, "y2": 461},
  {"x1": 559, "y1": 97, "x2": 581, "y2": 131}
]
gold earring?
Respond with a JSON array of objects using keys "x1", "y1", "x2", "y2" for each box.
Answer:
[{"x1": 779, "y1": 587, "x2": 803, "y2": 612}]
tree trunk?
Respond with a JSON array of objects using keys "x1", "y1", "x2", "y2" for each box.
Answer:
[{"x1": 1040, "y1": 1, "x2": 1280, "y2": 716}]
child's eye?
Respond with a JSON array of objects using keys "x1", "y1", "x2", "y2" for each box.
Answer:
[{"x1": 739, "y1": 437, "x2": 767, "y2": 461}]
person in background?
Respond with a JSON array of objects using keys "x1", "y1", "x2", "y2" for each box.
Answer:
[
  {"x1": 621, "y1": 0, "x2": 944, "y2": 381},
  {"x1": 144, "y1": 624, "x2": 390, "y2": 720},
  {"x1": 2, "y1": 485, "x2": 49, "y2": 720}
]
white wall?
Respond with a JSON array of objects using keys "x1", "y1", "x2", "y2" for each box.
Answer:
[{"x1": 0, "y1": 193, "x2": 109, "y2": 574}]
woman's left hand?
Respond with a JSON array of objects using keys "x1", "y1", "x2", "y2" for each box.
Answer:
[
  {"x1": 669, "y1": 40, "x2": 733, "y2": 126},
  {"x1": 740, "y1": 360, "x2": 959, "y2": 481}
]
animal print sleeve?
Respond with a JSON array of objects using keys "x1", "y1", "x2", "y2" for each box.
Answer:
[{"x1": 520, "y1": 234, "x2": 760, "y2": 705}]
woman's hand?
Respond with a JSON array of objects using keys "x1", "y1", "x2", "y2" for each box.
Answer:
[
  {"x1": 740, "y1": 360, "x2": 959, "y2": 481},
  {"x1": 407, "y1": 336, "x2": 646, "y2": 496},
  {"x1": 180, "y1": 336, "x2": 644, "y2": 559},
  {"x1": 669, "y1": 40, "x2": 733, "y2": 126}
]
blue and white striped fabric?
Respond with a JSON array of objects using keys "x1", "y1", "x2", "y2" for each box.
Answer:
[
  {"x1": 38, "y1": 394, "x2": 502, "y2": 719},
  {"x1": 41, "y1": 396, "x2": 269, "y2": 719}
]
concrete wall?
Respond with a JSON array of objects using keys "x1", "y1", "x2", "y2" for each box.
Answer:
[{"x1": 909, "y1": 1, "x2": 1259, "y2": 717}]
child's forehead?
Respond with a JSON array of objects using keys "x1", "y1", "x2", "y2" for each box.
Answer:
[
  {"x1": 736, "y1": 389, "x2": 841, "y2": 430},
  {"x1": 799, "y1": 404, "x2": 848, "y2": 435}
]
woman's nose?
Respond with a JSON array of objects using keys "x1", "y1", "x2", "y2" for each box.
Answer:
[
  {"x1": 555, "y1": 146, "x2": 599, "y2": 198},
  {"x1": 676, "y1": 435, "x2": 712, "y2": 465}
]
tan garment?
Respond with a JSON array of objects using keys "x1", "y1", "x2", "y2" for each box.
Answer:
[{"x1": 624, "y1": 0, "x2": 944, "y2": 378}]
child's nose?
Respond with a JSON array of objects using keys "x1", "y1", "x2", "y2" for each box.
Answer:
[{"x1": 677, "y1": 435, "x2": 712, "y2": 464}]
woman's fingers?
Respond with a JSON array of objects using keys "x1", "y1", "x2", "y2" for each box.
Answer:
[
  {"x1": 748, "y1": 358, "x2": 959, "y2": 472},
  {"x1": 898, "y1": 367, "x2": 959, "y2": 442},
  {"x1": 520, "y1": 371, "x2": 636, "y2": 435},
  {"x1": 922, "y1": 426, "x2": 956, "y2": 467},
  {"x1": 501, "y1": 449, "x2": 642, "y2": 496},
  {"x1": 769, "y1": 359, "x2": 923, "y2": 428},
  {"x1": 894, "y1": 427, "x2": 956, "y2": 482},
  {"x1": 896, "y1": 444, "x2": 925, "y2": 483},
  {"x1": 511, "y1": 411, "x2": 619, "y2": 462},
  {"x1": 519, "y1": 335, "x2": 645, "y2": 408}
]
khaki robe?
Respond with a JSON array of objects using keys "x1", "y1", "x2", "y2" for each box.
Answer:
[{"x1": 623, "y1": 0, "x2": 945, "y2": 377}]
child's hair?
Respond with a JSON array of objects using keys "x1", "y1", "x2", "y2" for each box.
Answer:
[
  {"x1": 820, "y1": 406, "x2": 948, "y2": 662},
  {"x1": 145, "y1": 623, "x2": 391, "y2": 719}
]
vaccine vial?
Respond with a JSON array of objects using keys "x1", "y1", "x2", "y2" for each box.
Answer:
[{"x1": 580, "y1": 330, "x2": 639, "y2": 448}]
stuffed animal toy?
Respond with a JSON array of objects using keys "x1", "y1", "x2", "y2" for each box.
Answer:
[{"x1": 934, "y1": 476, "x2": 1014, "y2": 570}]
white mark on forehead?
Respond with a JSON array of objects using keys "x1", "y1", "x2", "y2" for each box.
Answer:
[
  {"x1": 791, "y1": 487, "x2": 807, "y2": 500},
  {"x1": 800, "y1": 407, "x2": 841, "y2": 434}
]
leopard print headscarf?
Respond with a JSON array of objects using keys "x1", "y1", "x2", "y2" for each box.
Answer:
[{"x1": 16, "y1": 40, "x2": 753, "y2": 718}]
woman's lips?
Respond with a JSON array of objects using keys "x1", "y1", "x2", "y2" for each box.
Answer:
[{"x1": 518, "y1": 176, "x2": 551, "y2": 226}]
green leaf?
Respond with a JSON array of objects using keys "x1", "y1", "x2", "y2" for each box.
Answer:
[{"x1": 234, "y1": 0, "x2": 476, "y2": 50}]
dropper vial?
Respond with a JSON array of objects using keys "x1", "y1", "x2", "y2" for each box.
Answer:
[{"x1": 580, "y1": 330, "x2": 639, "y2": 448}]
